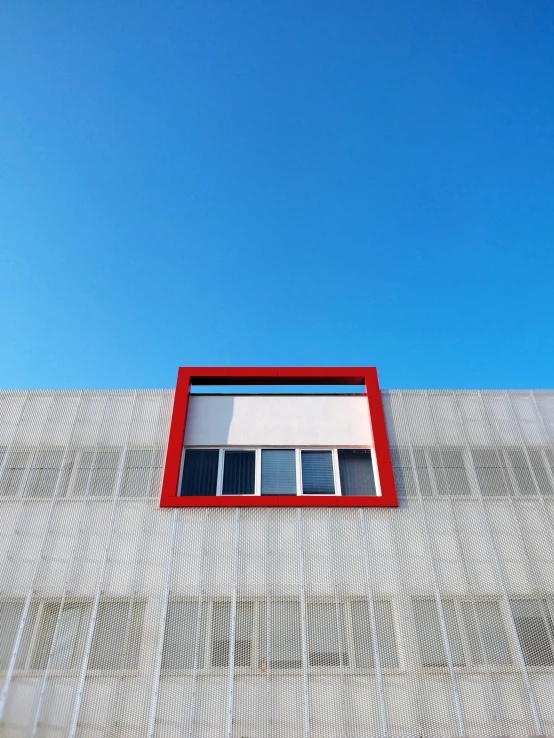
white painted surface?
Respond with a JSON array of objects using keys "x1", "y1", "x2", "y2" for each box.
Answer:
[{"x1": 183, "y1": 395, "x2": 373, "y2": 447}]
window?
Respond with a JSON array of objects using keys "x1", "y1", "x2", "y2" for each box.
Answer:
[
  {"x1": 89, "y1": 598, "x2": 145, "y2": 670},
  {"x1": 0, "y1": 599, "x2": 91, "y2": 672},
  {"x1": 0, "y1": 450, "x2": 32, "y2": 497},
  {"x1": 510, "y1": 600, "x2": 554, "y2": 666},
  {"x1": 211, "y1": 601, "x2": 253, "y2": 666},
  {"x1": 162, "y1": 600, "x2": 208, "y2": 670},
  {"x1": 180, "y1": 449, "x2": 219, "y2": 497},
  {"x1": 505, "y1": 447, "x2": 537, "y2": 496},
  {"x1": 389, "y1": 446, "x2": 473, "y2": 498},
  {"x1": 471, "y1": 448, "x2": 513, "y2": 497},
  {"x1": 351, "y1": 599, "x2": 399, "y2": 669},
  {"x1": 470, "y1": 445, "x2": 554, "y2": 498},
  {"x1": 24, "y1": 449, "x2": 65, "y2": 498},
  {"x1": 428, "y1": 446, "x2": 472, "y2": 496},
  {"x1": 261, "y1": 450, "x2": 296, "y2": 495},
  {"x1": 0, "y1": 597, "x2": 144, "y2": 673},
  {"x1": 120, "y1": 449, "x2": 154, "y2": 497},
  {"x1": 307, "y1": 602, "x2": 347, "y2": 667},
  {"x1": 301, "y1": 451, "x2": 335, "y2": 495},
  {"x1": 413, "y1": 598, "x2": 512, "y2": 669},
  {"x1": 390, "y1": 447, "x2": 417, "y2": 498},
  {"x1": 69, "y1": 448, "x2": 122, "y2": 497},
  {"x1": 179, "y1": 448, "x2": 380, "y2": 497},
  {"x1": 338, "y1": 450, "x2": 376, "y2": 496},
  {"x1": 260, "y1": 600, "x2": 302, "y2": 669},
  {"x1": 527, "y1": 447, "x2": 554, "y2": 496},
  {"x1": 222, "y1": 451, "x2": 255, "y2": 496},
  {"x1": 161, "y1": 597, "x2": 398, "y2": 673}
]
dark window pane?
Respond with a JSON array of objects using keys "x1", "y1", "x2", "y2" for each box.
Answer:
[
  {"x1": 222, "y1": 451, "x2": 255, "y2": 496},
  {"x1": 413, "y1": 599, "x2": 465, "y2": 668},
  {"x1": 261, "y1": 450, "x2": 296, "y2": 495},
  {"x1": 180, "y1": 450, "x2": 219, "y2": 497},
  {"x1": 307, "y1": 603, "x2": 347, "y2": 667},
  {"x1": 338, "y1": 450, "x2": 376, "y2": 496},
  {"x1": 301, "y1": 451, "x2": 334, "y2": 495},
  {"x1": 162, "y1": 600, "x2": 207, "y2": 670},
  {"x1": 511, "y1": 601, "x2": 554, "y2": 666},
  {"x1": 259, "y1": 601, "x2": 302, "y2": 669},
  {"x1": 211, "y1": 602, "x2": 253, "y2": 667}
]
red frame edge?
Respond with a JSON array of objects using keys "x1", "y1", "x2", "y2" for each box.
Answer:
[{"x1": 160, "y1": 367, "x2": 398, "y2": 508}]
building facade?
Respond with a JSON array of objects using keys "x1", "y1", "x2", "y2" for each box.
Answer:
[{"x1": 1, "y1": 371, "x2": 554, "y2": 737}]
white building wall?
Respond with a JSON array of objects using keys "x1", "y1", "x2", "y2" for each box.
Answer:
[
  {"x1": 0, "y1": 390, "x2": 553, "y2": 736},
  {"x1": 183, "y1": 395, "x2": 373, "y2": 447}
]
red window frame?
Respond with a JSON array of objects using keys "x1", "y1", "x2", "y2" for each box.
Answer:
[{"x1": 159, "y1": 367, "x2": 397, "y2": 507}]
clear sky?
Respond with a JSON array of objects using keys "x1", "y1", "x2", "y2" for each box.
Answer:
[{"x1": 1, "y1": 1, "x2": 553, "y2": 390}]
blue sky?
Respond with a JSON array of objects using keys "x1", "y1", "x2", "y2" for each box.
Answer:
[{"x1": 1, "y1": 1, "x2": 553, "y2": 390}]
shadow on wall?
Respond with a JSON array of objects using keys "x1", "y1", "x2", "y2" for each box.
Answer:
[{"x1": 185, "y1": 395, "x2": 237, "y2": 446}]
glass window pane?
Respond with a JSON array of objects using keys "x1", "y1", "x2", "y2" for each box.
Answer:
[
  {"x1": 261, "y1": 450, "x2": 296, "y2": 495},
  {"x1": 413, "y1": 448, "x2": 433, "y2": 497},
  {"x1": 338, "y1": 450, "x2": 376, "y2": 496},
  {"x1": 506, "y1": 447, "x2": 537, "y2": 496},
  {"x1": 460, "y1": 601, "x2": 511, "y2": 667},
  {"x1": 374, "y1": 600, "x2": 399, "y2": 669},
  {"x1": 121, "y1": 449, "x2": 153, "y2": 497},
  {"x1": 162, "y1": 600, "x2": 207, "y2": 670},
  {"x1": 259, "y1": 600, "x2": 302, "y2": 669},
  {"x1": 350, "y1": 599, "x2": 374, "y2": 669},
  {"x1": 222, "y1": 451, "x2": 255, "y2": 496},
  {"x1": 0, "y1": 601, "x2": 25, "y2": 669},
  {"x1": 48, "y1": 603, "x2": 88, "y2": 670},
  {"x1": 511, "y1": 600, "x2": 554, "y2": 666},
  {"x1": 180, "y1": 449, "x2": 219, "y2": 497},
  {"x1": 89, "y1": 450, "x2": 121, "y2": 497},
  {"x1": 471, "y1": 448, "x2": 512, "y2": 496},
  {"x1": 301, "y1": 451, "x2": 334, "y2": 495},
  {"x1": 89, "y1": 599, "x2": 144, "y2": 670},
  {"x1": 307, "y1": 602, "x2": 347, "y2": 667},
  {"x1": 351, "y1": 600, "x2": 398, "y2": 669},
  {"x1": 413, "y1": 599, "x2": 465, "y2": 667},
  {"x1": 25, "y1": 449, "x2": 64, "y2": 498},
  {"x1": 211, "y1": 601, "x2": 253, "y2": 667}
]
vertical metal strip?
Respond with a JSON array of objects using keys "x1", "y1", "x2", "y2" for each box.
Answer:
[
  {"x1": 296, "y1": 508, "x2": 310, "y2": 738},
  {"x1": 358, "y1": 509, "x2": 388, "y2": 737},
  {"x1": 469, "y1": 392, "x2": 543, "y2": 736},
  {"x1": 187, "y1": 509, "x2": 209, "y2": 738},
  {"x1": 425, "y1": 393, "x2": 504, "y2": 733},
  {"x1": 225, "y1": 508, "x2": 241, "y2": 738},
  {"x1": 530, "y1": 391, "x2": 554, "y2": 486},
  {"x1": 400, "y1": 393, "x2": 466, "y2": 737},
  {"x1": 264, "y1": 510, "x2": 274, "y2": 738},
  {"x1": 30, "y1": 394, "x2": 117, "y2": 735},
  {"x1": 326, "y1": 509, "x2": 347, "y2": 737},
  {"x1": 529, "y1": 391, "x2": 554, "y2": 532},
  {"x1": 146, "y1": 508, "x2": 178, "y2": 738},
  {"x1": 68, "y1": 391, "x2": 138, "y2": 738},
  {"x1": 0, "y1": 393, "x2": 82, "y2": 723},
  {"x1": 505, "y1": 392, "x2": 554, "y2": 543}
]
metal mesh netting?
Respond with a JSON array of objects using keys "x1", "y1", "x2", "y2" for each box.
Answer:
[{"x1": 0, "y1": 390, "x2": 554, "y2": 736}]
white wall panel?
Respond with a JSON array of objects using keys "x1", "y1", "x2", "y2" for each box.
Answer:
[{"x1": 184, "y1": 395, "x2": 373, "y2": 447}]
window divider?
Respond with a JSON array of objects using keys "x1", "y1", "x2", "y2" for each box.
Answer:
[
  {"x1": 216, "y1": 450, "x2": 224, "y2": 496},
  {"x1": 295, "y1": 449, "x2": 302, "y2": 496},
  {"x1": 255, "y1": 450, "x2": 262, "y2": 496},
  {"x1": 332, "y1": 450, "x2": 342, "y2": 496}
]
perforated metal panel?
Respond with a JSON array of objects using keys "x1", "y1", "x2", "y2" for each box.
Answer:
[{"x1": 1, "y1": 389, "x2": 554, "y2": 736}]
